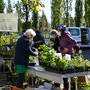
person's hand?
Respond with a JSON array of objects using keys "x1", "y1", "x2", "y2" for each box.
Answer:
[
  {"x1": 58, "y1": 47, "x2": 61, "y2": 52},
  {"x1": 64, "y1": 48, "x2": 68, "y2": 52},
  {"x1": 35, "y1": 49, "x2": 39, "y2": 55}
]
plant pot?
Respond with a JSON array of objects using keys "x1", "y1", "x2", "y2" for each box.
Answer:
[
  {"x1": 63, "y1": 69, "x2": 77, "y2": 74},
  {"x1": 0, "y1": 53, "x2": 3, "y2": 56},
  {"x1": 45, "y1": 66, "x2": 58, "y2": 73},
  {"x1": 54, "y1": 83, "x2": 60, "y2": 87},
  {"x1": 3, "y1": 55, "x2": 12, "y2": 59},
  {"x1": 85, "y1": 67, "x2": 90, "y2": 71},
  {"x1": 39, "y1": 62, "x2": 47, "y2": 67},
  {"x1": 45, "y1": 66, "x2": 78, "y2": 74},
  {"x1": 29, "y1": 63, "x2": 36, "y2": 66},
  {"x1": 75, "y1": 67, "x2": 84, "y2": 72},
  {"x1": 28, "y1": 77, "x2": 38, "y2": 85}
]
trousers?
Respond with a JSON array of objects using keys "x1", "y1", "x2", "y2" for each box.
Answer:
[{"x1": 16, "y1": 73, "x2": 25, "y2": 89}]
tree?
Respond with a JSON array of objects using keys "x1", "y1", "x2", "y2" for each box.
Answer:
[
  {"x1": 40, "y1": 10, "x2": 46, "y2": 30},
  {"x1": 0, "y1": 0, "x2": 5, "y2": 38},
  {"x1": 39, "y1": 10, "x2": 49, "y2": 31},
  {"x1": 0, "y1": 0, "x2": 5, "y2": 13},
  {"x1": 15, "y1": 1, "x2": 23, "y2": 31},
  {"x1": 75, "y1": 0, "x2": 83, "y2": 27},
  {"x1": 85, "y1": 0, "x2": 90, "y2": 27},
  {"x1": 21, "y1": 1, "x2": 30, "y2": 30},
  {"x1": 63, "y1": 0, "x2": 73, "y2": 27},
  {"x1": 7, "y1": 0, "x2": 13, "y2": 13},
  {"x1": 51, "y1": 0, "x2": 64, "y2": 29},
  {"x1": 32, "y1": 11, "x2": 39, "y2": 30},
  {"x1": 21, "y1": 0, "x2": 45, "y2": 29},
  {"x1": 45, "y1": 18, "x2": 49, "y2": 30}
]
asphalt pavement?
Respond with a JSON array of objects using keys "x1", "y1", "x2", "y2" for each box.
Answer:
[{"x1": 81, "y1": 47, "x2": 90, "y2": 60}]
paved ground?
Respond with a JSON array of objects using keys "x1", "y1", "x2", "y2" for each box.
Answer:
[{"x1": 81, "y1": 48, "x2": 90, "y2": 60}]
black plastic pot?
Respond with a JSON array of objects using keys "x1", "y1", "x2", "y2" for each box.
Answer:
[
  {"x1": 54, "y1": 83, "x2": 60, "y2": 87},
  {"x1": 3, "y1": 55, "x2": 11, "y2": 58},
  {"x1": 85, "y1": 67, "x2": 90, "y2": 71},
  {"x1": 28, "y1": 77, "x2": 38, "y2": 85},
  {"x1": 45, "y1": 66, "x2": 78, "y2": 74},
  {"x1": 39, "y1": 62, "x2": 47, "y2": 67},
  {"x1": 29, "y1": 63, "x2": 36, "y2": 66},
  {"x1": 75, "y1": 67, "x2": 84, "y2": 72}
]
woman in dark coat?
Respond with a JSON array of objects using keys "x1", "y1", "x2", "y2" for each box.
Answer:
[
  {"x1": 14, "y1": 29, "x2": 38, "y2": 89},
  {"x1": 31, "y1": 27, "x2": 45, "y2": 48},
  {"x1": 50, "y1": 29, "x2": 60, "y2": 52}
]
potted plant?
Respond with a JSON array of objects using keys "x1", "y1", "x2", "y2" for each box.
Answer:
[{"x1": 38, "y1": 44, "x2": 90, "y2": 74}]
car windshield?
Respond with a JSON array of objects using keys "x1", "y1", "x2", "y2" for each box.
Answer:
[{"x1": 68, "y1": 29, "x2": 79, "y2": 36}]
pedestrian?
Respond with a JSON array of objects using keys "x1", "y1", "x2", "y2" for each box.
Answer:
[
  {"x1": 31, "y1": 27, "x2": 45, "y2": 48},
  {"x1": 49, "y1": 29, "x2": 60, "y2": 52},
  {"x1": 56, "y1": 25, "x2": 77, "y2": 90},
  {"x1": 14, "y1": 29, "x2": 38, "y2": 89}
]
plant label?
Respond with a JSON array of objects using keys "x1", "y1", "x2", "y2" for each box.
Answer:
[
  {"x1": 7, "y1": 46, "x2": 10, "y2": 51},
  {"x1": 65, "y1": 54, "x2": 71, "y2": 60},
  {"x1": 55, "y1": 53, "x2": 62, "y2": 59},
  {"x1": 44, "y1": 82, "x2": 52, "y2": 89}
]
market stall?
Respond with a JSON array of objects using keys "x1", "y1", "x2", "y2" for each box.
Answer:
[
  {"x1": 26, "y1": 44, "x2": 90, "y2": 90},
  {"x1": 27, "y1": 65, "x2": 90, "y2": 90}
]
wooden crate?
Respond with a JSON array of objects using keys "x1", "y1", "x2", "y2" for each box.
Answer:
[{"x1": 77, "y1": 76, "x2": 86, "y2": 84}]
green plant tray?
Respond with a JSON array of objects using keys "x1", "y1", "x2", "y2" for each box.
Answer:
[
  {"x1": 40, "y1": 62, "x2": 90, "y2": 74},
  {"x1": 45, "y1": 66, "x2": 76, "y2": 74},
  {"x1": 45, "y1": 66, "x2": 90, "y2": 74}
]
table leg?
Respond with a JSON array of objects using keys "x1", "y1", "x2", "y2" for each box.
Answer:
[
  {"x1": 10, "y1": 60, "x2": 12, "y2": 71},
  {"x1": 3, "y1": 60, "x2": 5, "y2": 72},
  {"x1": 75, "y1": 79, "x2": 77, "y2": 90},
  {"x1": 31, "y1": 74, "x2": 34, "y2": 86},
  {"x1": 68, "y1": 77, "x2": 71, "y2": 90},
  {"x1": 37, "y1": 77, "x2": 39, "y2": 85}
]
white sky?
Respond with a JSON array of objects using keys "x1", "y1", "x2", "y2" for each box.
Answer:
[{"x1": 3, "y1": 0, "x2": 75, "y2": 23}]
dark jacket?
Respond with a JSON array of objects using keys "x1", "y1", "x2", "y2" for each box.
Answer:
[
  {"x1": 52, "y1": 36, "x2": 60, "y2": 52},
  {"x1": 32, "y1": 30, "x2": 45, "y2": 48},
  {"x1": 14, "y1": 36, "x2": 37, "y2": 66},
  {"x1": 59, "y1": 31, "x2": 77, "y2": 56}
]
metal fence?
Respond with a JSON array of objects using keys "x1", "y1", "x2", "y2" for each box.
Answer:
[
  {"x1": 1, "y1": 31, "x2": 50, "y2": 44},
  {"x1": 3, "y1": 31, "x2": 50, "y2": 38}
]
